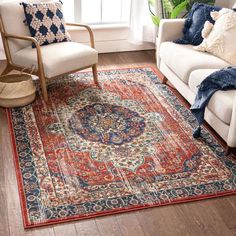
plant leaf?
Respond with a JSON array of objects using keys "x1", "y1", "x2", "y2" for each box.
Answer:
[
  {"x1": 162, "y1": 0, "x2": 174, "y2": 14},
  {"x1": 151, "y1": 15, "x2": 161, "y2": 25},
  {"x1": 171, "y1": 0, "x2": 188, "y2": 18}
]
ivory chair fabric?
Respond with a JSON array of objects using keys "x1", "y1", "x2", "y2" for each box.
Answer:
[
  {"x1": 0, "y1": 0, "x2": 31, "y2": 55},
  {"x1": 13, "y1": 42, "x2": 98, "y2": 78}
]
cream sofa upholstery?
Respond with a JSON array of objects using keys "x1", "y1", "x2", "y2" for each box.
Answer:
[
  {"x1": 156, "y1": 18, "x2": 236, "y2": 148},
  {"x1": 159, "y1": 42, "x2": 228, "y2": 84}
]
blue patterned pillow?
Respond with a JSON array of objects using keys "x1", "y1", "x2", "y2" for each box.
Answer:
[
  {"x1": 174, "y1": 3, "x2": 221, "y2": 46},
  {"x1": 21, "y1": 1, "x2": 70, "y2": 48}
]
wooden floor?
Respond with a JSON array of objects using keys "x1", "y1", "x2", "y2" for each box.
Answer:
[{"x1": 0, "y1": 51, "x2": 236, "y2": 236}]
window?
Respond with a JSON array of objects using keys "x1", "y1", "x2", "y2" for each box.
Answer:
[{"x1": 63, "y1": 0, "x2": 131, "y2": 24}]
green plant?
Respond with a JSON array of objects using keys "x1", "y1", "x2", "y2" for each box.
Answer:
[{"x1": 148, "y1": 0, "x2": 215, "y2": 25}]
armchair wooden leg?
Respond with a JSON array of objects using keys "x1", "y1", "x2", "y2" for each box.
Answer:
[
  {"x1": 225, "y1": 146, "x2": 231, "y2": 156},
  {"x1": 1, "y1": 64, "x2": 13, "y2": 75},
  {"x1": 39, "y1": 73, "x2": 48, "y2": 101},
  {"x1": 162, "y1": 76, "x2": 168, "y2": 85},
  {"x1": 92, "y1": 64, "x2": 100, "y2": 87}
]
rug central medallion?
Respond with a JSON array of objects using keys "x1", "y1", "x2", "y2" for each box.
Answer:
[
  {"x1": 52, "y1": 88, "x2": 165, "y2": 172},
  {"x1": 68, "y1": 103, "x2": 145, "y2": 145}
]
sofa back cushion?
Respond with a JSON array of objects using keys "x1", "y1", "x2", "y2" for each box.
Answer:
[
  {"x1": 0, "y1": 0, "x2": 31, "y2": 55},
  {"x1": 159, "y1": 42, "x2": 229, "y2": 84}
]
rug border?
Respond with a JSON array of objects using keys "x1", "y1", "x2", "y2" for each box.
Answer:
[{"x1": 6, "y1": 65, "x2": 236, "y2": 229}]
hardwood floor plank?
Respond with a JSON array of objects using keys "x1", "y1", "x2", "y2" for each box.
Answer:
[
  {"x1": 116, "y1": 213, "x2": 145, "y2": 236},
  {"x1": 136, "y1": 206, "x2": 190, "y2": 236},
  {"x1": 31, "y1": 227, "x2": 55, "y2": 236},
  {"x1": 213, "y1": 197, "x2": 236, "y2": 234},
  {"x1": 228, "y1": 195, "x2": 236, "y2": 209},
  {"x1": 0, "y1": 109, "x2": 10, "y2": 236},
  {"x1": 1, "y1": 109, "x2": 32, "y2": 236},
  {"x1": 174, "y1": 201, "x2": 234, "y2": 236},
  {"x1": 227, "y1": 197, "x2": 236, "y2": 234},
  {"x1": 53, "y1": 223, "x2": 78, "y2": 236},
  {"x1": 137, "y1": 200, "x2": 235, "y2": 236},
  {"x1": 98, "y1": 51, "x2": 156, "y2": 69},
  {"x1": 75, "y1": 219, "x2": 100, "y2": 236},
  {"x1": 95, "y1": 216, "x2": 122, "y2": 236}
]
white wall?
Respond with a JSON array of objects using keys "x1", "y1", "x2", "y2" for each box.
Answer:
[
  {"x1": 0, "y1": 0, "x2": 5, "y2": 60},
  {"x1": 68, "y1": 25, "x2": 154, "y2": 53},
  {"x1": 0, "y1": 38, "x2": 4, "y2": 60}
]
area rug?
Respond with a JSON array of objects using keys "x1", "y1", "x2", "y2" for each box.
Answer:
[{"x1": 7, "y1": 67, "x2": 236, "y2": 228}]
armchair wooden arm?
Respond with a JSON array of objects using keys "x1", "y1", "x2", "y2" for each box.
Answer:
[
  {"x1": 3, "y1": 32, "x2": 43, "y2": 71},
  {"x1": 2, "y1": 32, "x2": 48, "y2": 100},
  {"x1": 66, "y1": 23, "x2": 95, "y2": 48}
]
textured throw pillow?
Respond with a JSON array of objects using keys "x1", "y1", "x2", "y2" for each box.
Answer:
[
  {"x1": 174, "y1": 3, "x2": 221, "y2": 46},
  {"x1": 21, "y1": 1, "x2": 70, "y2": 48},
  {"x1": 195, "y1": 8, "x2": 236, "y2": 65}
]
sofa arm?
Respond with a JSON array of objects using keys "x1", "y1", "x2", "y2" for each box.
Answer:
[
  {"x1": 227, "y1": 94, "x2": 236, "y2": 148},
  {"x1": 156, "y1": 19, "x2": 185, "y2": 68}
]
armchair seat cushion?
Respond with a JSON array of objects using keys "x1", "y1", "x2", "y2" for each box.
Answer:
[
  {"x1": 189, "y1": 69, "x2": 236, "y2": 125},
  {"x1": 159, "y1": 42, "x2": 229, "y2": 84},
  {"x1": 12, "y1": 42, "x2": 98, "y2": 78}
]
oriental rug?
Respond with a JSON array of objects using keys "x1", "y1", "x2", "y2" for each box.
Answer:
[{"x1": 7, "y1": 67, "x2": 236, "y2": 228}]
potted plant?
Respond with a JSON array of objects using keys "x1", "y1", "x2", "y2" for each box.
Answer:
[{"x1": 149, "y1": 0, "x2": 215, "y2": 25}]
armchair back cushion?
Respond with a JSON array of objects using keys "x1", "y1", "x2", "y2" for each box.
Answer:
[{"x1": 0, "y1": 0, "x2": 31, "y2": 55}]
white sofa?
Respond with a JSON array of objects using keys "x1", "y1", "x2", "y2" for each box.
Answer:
[{"x1": 156, "y1": 14, "x2": 236, "y2": 149}]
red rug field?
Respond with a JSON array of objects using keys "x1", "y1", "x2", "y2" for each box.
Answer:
[{"x1": 7, "y1": 67, "x2": 236, "y2": 228}]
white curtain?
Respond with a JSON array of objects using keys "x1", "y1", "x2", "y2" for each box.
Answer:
[
  {"x1": 0, "y1": 0, "x2": 6, "y2": 60},
  {"x1": 129, "y1": 0, "x2": 157, "y2": 45},
  {"x1": 0, "y1": 37, "x2": 5, "y2": 60}
]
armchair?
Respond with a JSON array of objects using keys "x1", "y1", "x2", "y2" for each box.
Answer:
[{"x1": 0, "y1": 1, "x2": 99, "y2": 101}]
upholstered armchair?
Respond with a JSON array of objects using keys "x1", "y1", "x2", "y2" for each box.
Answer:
[{"x1": 0, "y1": 0, "x2": 99, "y2": 101}]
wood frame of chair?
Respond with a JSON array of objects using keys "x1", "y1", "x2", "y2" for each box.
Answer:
[{"x1": 0, "y1": 18, "x2": 99, "y2": 101}]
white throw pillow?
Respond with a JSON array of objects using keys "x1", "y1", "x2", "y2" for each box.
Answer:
[{"x1": 195, "y1": 8, "x2": 236, "y2": 65}]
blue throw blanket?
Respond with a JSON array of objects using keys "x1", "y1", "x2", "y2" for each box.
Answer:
[{"x1": 191, "y1": 67, "x2": 236, "y2": 138}]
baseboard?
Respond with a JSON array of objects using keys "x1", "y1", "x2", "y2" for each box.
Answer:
[{"x1": 94, "y1": 40, "x2": 155, "y2": 53}]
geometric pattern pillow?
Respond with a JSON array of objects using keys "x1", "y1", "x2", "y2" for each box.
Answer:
[{"x1": 21, "y1": 1, "x2": 71, "y2": 48}]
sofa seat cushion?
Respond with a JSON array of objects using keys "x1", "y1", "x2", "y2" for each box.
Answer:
[
  {"x1": 159, "y1": 42, "x2": 229, "y2": 84},
  {"x1": 13, "y1": 42, "x2": 98, "y2": 78},
  {"x1": 189, "y1": 69, "x2": 236, "y2": 125}
]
